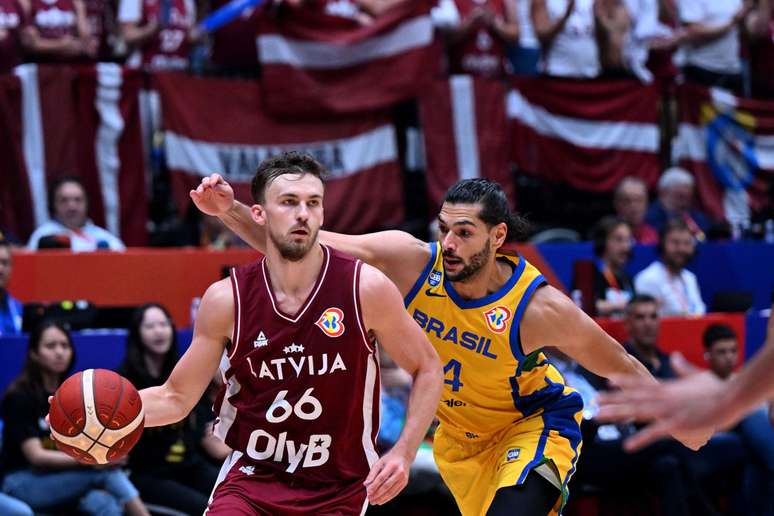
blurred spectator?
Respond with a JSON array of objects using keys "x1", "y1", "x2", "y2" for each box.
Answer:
[
  {"x1": 27, "y1": 176, "x2": 125, "y2": 252},
  {"x1": 621, "y1": 0, "x2": 678, "y2": 82},
  {"x1": 0, "y1": 494, "x2": 32, "y2": 516},
  {"x1": 531, "y1": 0, "x2": 601, "y2": 78},
  {"x1": 20, "y1": 0, "x2": 97, "y2": 62},
  {"x1": 82, "y1": 0, "x2": 119, "y2": 60},
  {"x1": 746, "y1": 0, "x2": 774, "y2": 98},
  {"x1": 594, "y1": 0, "x2": 630, "y2": 75},
  {"x1": 118, "y1": 303, "x2": 219, "y2": 516},
  {"x1": 634, "y1": 219, "x2": 706, "y2": 316},
  {"x1": 509, "y1": 0, "x2": 540, "y2": 75},
  {"x1": 0, "y1": 0, "x2": 23, "y2": 73},
  {"x1": 0, "y1": 321, "x2": 149, "y2": 516},
  {"x1": 587, "y1": 216, "x2": 635, "y2": 317},
  {"x1": 0, "y1": 239, "x2": 22, "y2": 336},
  {"x1": 118, "y1": 0, "x2": 197, "y2": 71},
  {"x1": 195, "y1": 373, "x2": 231, "y2": 465},
  {"x1": 622, "y1": 294, "x2": 675, "y2": 373},
  {"x1": 613, "y1": 176, "x2": 658, "y2": 244},
  {"x1": 676, "y1": 0, "x2": 751, "y2": 93},
  {"x1": 443, "y1": 0, "x2": 520, "y2": 78},
  {"x1": 645, "y1": 166, "x2": 710, "y2": 239},
  {"x1": 207, "y1": 0, "x2": 260, "y2": 75},
  {"x1": 199, "y1": 214, "x2": 245, "y2": 249}
]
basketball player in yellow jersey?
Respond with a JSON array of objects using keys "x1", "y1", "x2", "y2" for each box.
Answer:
[{"x1": 191, "y1": 175, "x2": 711, "y2": 516}]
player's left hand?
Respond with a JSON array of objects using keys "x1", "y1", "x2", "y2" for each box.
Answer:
[{"x1": 363, "y1": 448, "x2": 411, "y2": 505}]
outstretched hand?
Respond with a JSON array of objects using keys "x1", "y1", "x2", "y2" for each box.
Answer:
[
  {"x1": 364, "y1": 448, "x2": 411, "y2": 505},
  {"x1": 190, "y1": 173, "x2": 236, "y2": 216}
]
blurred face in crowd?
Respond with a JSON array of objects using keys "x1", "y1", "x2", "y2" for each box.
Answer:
[
  {"x1": 661, "y1": 182, "x2": 694, "y2": 214},
  {"x1": 0, "y1": 245, "x2": 11, "y2": 291},
  {"x1": 54, "y1": 181, "x2": 88, "y2": 230},
  {"x1": 614, "y1": 180, "x2": 648, "y2": 226},
  {"x1": 140, "y1": 306, "x2": 174, "y2": 357},
  {"x1": 437, "y1": 203, "x2": 504, "y2": 283},
  {"x1": 34, "y1": 326, "x2": 73, "y2": 376},
  {"x1": 604, "y1": 223, "x2": 632, "y2": 271},
  {"x1": 662, "y1": 228, "x2": 695, "y2": 272},
  {"x1": 706, "y1": 338, "x2": 738, "y2": 380},
  {"x1": 625, "y1": 301, "x2": 660, "y2": 351},
  {"x1": 255, "y1": 173, "x2": 323, "y2": 262}
]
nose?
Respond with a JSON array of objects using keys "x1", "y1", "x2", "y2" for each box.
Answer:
[
  {"x1": 296, "y1": 202, "x2": 310, "y2": 222},
  {"x1": 441, "y1": 232, "x2": 456, "y2": 252}
]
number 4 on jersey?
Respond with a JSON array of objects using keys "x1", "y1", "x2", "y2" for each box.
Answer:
[{"x1": 443, "y1": 359, "x2": 463, "y2": 392}]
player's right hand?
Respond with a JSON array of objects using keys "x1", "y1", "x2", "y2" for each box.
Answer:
[{"x1": 190, "y1": 173, "x2": 236, "y2": 216}]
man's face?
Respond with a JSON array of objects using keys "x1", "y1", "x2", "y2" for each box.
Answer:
[
  {"x1": 662, "y1": 229, "x2": 695, "y2": 270},
  {"x1": 604, "y1": 223, "x2": 632, "y2": 269},
  {"x1": 0, "y1": 246, "x2": 11, "y2": 290},
  {"x1": 437, "y1": 203, "x2": 502, "y2": 283},
  {"x1": 662, "y1": 183, "x2": 693, "y2": 213},
  {"x1": 256, "y1": 173, "x2": 324, "y2": 262},
  {"x1": 625, "y1": 301, "x2": 660, "y2": 350},
  {"x1": 614, "y1": 183, "x2": 648, "y2": 226},
  {"x1": 706, "y1": 338, "x2": 738, "y2": 379},
  {"x1": 54, "y1": 182, "x2": 88, "y2": 230}
]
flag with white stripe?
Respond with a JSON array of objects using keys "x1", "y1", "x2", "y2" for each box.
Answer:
[
  {"x1": 418, "y1": 75, "x2": 512, "y2": 210},
  {"x1": 157, "y1": 72, "x2": 404, "y2": 233},
  {"x1": 508, "y1": 77, "x2": 660, "y2": 192},
  {"x1": 0, "y1": 64, "x2": 147, "y2": 245},
  {"x1": 256, "y1": 0, "x2": 439, "y2": 116},
  {"x1": 672, "y1": 83, "x2": 774, "y2": 223}
]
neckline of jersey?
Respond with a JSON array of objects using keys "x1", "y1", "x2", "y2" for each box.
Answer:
[
  {"x1": 260, "y1": 244, "x2": 330, "y2": 322},
  {"x1": 443, "y1": 254, "x2": 525, "y2": 309}
]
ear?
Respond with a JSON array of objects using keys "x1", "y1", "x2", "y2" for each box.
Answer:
[
  {"x1": 492, "y1": 222, "x2": 508, "y2": 248},
  {"x1": 251, "y1": 204, "x2": 266, "y2": 226}
]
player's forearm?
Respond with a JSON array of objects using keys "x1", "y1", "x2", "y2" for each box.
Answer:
[
  {"x1": 139, "y1": 385, "x2": 190, "y2": 427},
  {"x1": 681, "y1": 21, "x2": 737, "y2": 44},
  {"x1": 220, "y1": 201, "x2": 266, "y2": 252},
  {"x1": 391, "y1": 363, "x2": 443, "y2": 461}
]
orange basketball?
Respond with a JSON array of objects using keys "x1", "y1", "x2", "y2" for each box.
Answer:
[{"x1": 49, "y1": 369, "x2": 144, "y2": 465}]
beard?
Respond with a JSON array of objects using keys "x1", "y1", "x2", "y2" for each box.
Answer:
[
  {"x1": 444, "y1": 239, "x2": 491, "y2": 283},
  {"x1": 269, "y1": 224, "x2": 320, "y2": 262}
]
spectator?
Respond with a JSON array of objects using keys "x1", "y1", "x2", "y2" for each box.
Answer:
[
  {"x1": 0, "y1": 494, "x2": 32, "y2": 516},
  {"x1": 676, "y1": 0, "x2": 751, "y2": 93},
  {"x1": 634, "y1": 219, "x2": 706, "y2": 316},
  {"x1": 586, "y1": 216, "x2": 635, "y2": 317},
  {"x1": 20, "y1": 0, "x2": 97, "y2": 62},
  {"x1": 531, "y1": 0, "x2": 601, "y2": 78},
  {"x1": 118, "y1": 303, "x2": 219, "y2": 516},
  {"x1": 614, "y1": 176, "x2": 658, "y2": 244},
  {"x1": 444, "y1": 0, "x2": 520, "y2": 78},
  {"x1": 82, "y1": 0, "x2": 119, "y2": 61},
  {"x1": 0, "y1": 320, "x2": 149, "y2": 516},
  {"x1": 746, "y1": 0, "x2": 774, "y2": 98},
  {"x1": 195, "y1": 373, "x2": 231, "y2": 465},
  {"x1": 27, "y1": 176, "x2": 125, "y2": 252},
  {"x1": 594, "y1": 0, "x2": 631, "y2": 75},
  {"x1": 207, "y1": 0, "x2": 261, "y2": 75},
  {"x1": 509, "y1": 0, "x2": 541, "y2": 75},
  {"x1": 118, "y1": 0, "x2": 197, "y2": 71},
  {"x1": 0, "y1": 239, "x2": 22, "y2": 336},
  {"x1": 621, "y1": 0, "x2": 679, "y2": 82},
  {"x1": 645, "y1": 166, "x2": 710, "y2": 239},
  {"x1": 0, "y1": 0, "x2": 23, "y2": 73}
]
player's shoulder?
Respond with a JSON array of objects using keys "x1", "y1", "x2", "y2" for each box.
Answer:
[
  {"x1": 201, "y1": 277, "x2": 234, "y2": 307},
  {"x1": 521, "y1": 284, "x2": 575, "y2": 322}
]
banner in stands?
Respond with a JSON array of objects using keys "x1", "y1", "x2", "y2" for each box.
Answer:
[
  {"x1": 672, "y1": 83, "x2": 774, "y2": 223},
  {"x1": 0, "y1": 64, "x2": 147, "y2": 245},
  {"x1": 419, "y1": 75, "x2": 512, "y2": 211},
  {"x1": 256, "y1": 0, "x2": 439, "y2": 116},
  {"x1": 508, "y1": 77, "x2": 661, "y2": 192},
  {"x1": 157, "y1": 72, "x2": 404, "y2": 233}
]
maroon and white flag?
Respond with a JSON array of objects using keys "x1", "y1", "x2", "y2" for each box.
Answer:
[
  {"x1": 419, "y1": 75, "x2": 512, "y2": 211},
  {"x1": 157, "y1": 72, "x2": 404, "y2": 233},
  {"x1": 672, "y1": 83, "x2": 774, "y2": 223},
  {"x1": 0, "y1": 64, "x2": 147, "y2": 245},
  {"x1": 508, "y1": 77, "x2": 661, "y2": 192},
  {"x1": 256, "y1": 0, "x2": 439, "y2": 116}
]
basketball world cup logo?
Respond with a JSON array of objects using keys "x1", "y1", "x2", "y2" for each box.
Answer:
[
  {"x1": 484, "y1": 306, "x2": 512, "y2": 334},
  {"x1": 315, "y1": 307, "x2": 345, "y2": 337}
]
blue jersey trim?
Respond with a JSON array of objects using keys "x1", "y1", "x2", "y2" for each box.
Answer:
[
  {"x1": 508, "y1": 274, "x2": 546, "y2": 361},
  {"x1": 444, "y1": 256, "x2": 526, "y2": 309},
  {"x1": 404, "y1": 242, "x2": 438, "y2": 308}
]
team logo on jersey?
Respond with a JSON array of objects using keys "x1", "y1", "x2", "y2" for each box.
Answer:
[
  {"x1": 315, "y1": 308, "x2": 345, "y2": 337},
  {"x1": 253, "y1": 331, "x2": 268, "y2": 348},
  {"x1": 428, "y1": 269, "x2": 442, "y2": 287},
  {"x1": 484, "y1": 306, "x2": 512, "y2": 334},
  {"x1": 506, "y1": 448, "x2": 521, "y2": 462},
  {"x1": 239, "y1": 465, "x2": 255, "y2": 476}
]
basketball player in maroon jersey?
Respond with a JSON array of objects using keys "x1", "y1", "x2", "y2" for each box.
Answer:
[{"x1": 139, "y1": 152, "x2": 443, "y2": 514}]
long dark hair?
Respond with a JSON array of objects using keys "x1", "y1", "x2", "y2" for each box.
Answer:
[
  {"x1": 121, "y1": 303, "x2": 179, "y2": 389},
  {"x1": 5, "y1": 320, "x2": 76, "y2": 399}
]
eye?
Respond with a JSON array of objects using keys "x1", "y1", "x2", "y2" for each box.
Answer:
[
  {"x1": 308, "y1": 199, "x2": 320, "y2": 207},
  {"x1": 458, "y1": 230, "x2": 470, "y2": 238}
]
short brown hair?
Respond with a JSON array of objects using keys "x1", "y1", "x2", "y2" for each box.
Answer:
[{"x1": 250, "y1": 152, "x2": 327, "y2": 204}]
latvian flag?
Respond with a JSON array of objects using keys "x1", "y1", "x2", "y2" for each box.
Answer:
[
  {"x1": 256, "y1": 0, "x2": 439, "y2": 116},
  {"x1": 156, "y1": 72, "x2": 404, "y2": 233},
  {"x1": 0, "y1": 64, "x2": 147, "y2": 245},
  {"x1": 508, "y1": 77, "x2": 661, "y2": 192},
  {"x1": 672, "y1": 83, "x2": 774, "y2": 223}
]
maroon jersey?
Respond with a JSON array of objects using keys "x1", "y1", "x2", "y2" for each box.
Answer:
[
  {"x1": 128, "y1": 0, "x2": 193, "y2": 70},
  {"x1": 0, "y1": 0, "x2": 23, "y2": 73},
  {"x1": 447, "y1": 0, "x2": 508, "y2": 78},
  {"x1": 211, "y1": 245, "x2": 380, "y2": 512},
  {"x1": 29, "y1": 0, "x2": 77, "y2": 40}
]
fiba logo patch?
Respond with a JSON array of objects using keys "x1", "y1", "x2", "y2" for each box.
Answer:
[
  {"x1": 315, "y1": 308, "x2": 345, "y2": 337},
  {"x1": 428, "y1": 270, "x2": 442, "y2": 287},
  {"x1": 484, "y1": 306, "x2": 512, "y2": 334},
  {"x1": 506, "y1": 448, "x2": 520, "y2": 462}
]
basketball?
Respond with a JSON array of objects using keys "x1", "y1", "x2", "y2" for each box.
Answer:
[{"x1": 48, "y1": 369, "x2": 145, "y2": 465}]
